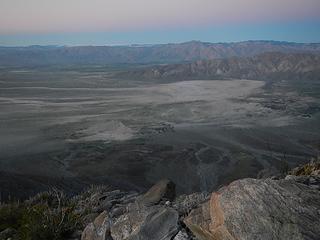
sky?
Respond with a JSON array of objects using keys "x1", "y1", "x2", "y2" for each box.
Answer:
[{"x1": 0, "y1": 0, "x2": 320, "y2": 46}]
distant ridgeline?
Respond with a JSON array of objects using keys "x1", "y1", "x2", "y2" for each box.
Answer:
[
  {"x1": 119, "y1": 52, "x2": 320, "y2": 81},
  {"x1": 0, "y1": 40, "x2": 320, "y2": 67}
]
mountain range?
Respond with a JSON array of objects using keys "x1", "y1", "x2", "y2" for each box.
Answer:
[
  {"x1": 119, "y1": 52, "x2": 320, "y2": 81},
  {"x1": 1, "y1": 40, "x2": 320, "y2": 67}
]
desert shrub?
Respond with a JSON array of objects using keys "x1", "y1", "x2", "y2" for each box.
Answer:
[
  {"x1": 294, "y1": 163, "x2": 320, "y2": 175},
  {"x1": 72, "y1": 185, "x2": 111, "y2": 216},
  {"x1": 0, "y1": 202, "x2": 26, "y2": 232},
  {"x1": 0, "y1": 189, "x2": 81, "y2": 240},
  {"x1": 18, "y1": 204, "x2": 80, "y2": 240},
  {"x1": 289, "y1": 157, "x2": 320, "y2": 176},
  {"x1": 27, "y1": 189, "x2": 69, "y2": 208}
]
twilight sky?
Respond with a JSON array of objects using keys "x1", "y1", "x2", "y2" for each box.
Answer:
[{"x1": 0, "y1": 0, "x2": 320, "y2": 45}]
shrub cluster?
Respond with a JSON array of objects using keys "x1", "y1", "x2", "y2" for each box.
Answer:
[{"x1": 0, "y1": 189, "x2": 80, "y2": 240}]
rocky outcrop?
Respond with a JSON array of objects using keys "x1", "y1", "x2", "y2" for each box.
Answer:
[
  {"x1": 81, "y1": 211, "x2": 111, "y2": 240},
  {"x1": 80, "y1": 179, "x2": 183, "y2": 240},
  {"x1": 125, "y1": 207, "x2": 179, "y2": 240},
  {"x1": 2, "y1": 161, "x2": 319, "y2": 240},
  {"x1": 110, "y1": 204, "x2": 179, "y2": 240},
  {"x1": 79, "y1": 168, "x2": 320, "y2": 240},
  {"x1": 184, "y1": 177, "x2": 320, "y2": 240},
  {"x1": 2, "y1": 167, "x2": 319, "y2": 240}
]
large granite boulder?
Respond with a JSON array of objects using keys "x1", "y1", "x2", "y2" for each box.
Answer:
[
  {"x1": 184, "y1": 178, "x2": 320, "y2": 240},
  {"x1": 110, "y1": 200, "x2": 179, "y2": 240},
  {"x1": 128, "y1": 207, "x2": 179, "y2": 240}
]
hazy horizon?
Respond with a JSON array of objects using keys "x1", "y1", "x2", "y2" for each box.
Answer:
[
  {"x1": 1, "y1": 38, "x2": 320, "y2": 48},
  {"x1": 1, "y1": 0, "x2": 320, "y2": 46}
]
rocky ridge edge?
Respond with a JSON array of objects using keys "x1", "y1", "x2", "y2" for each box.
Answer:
[
  {"x1": 1, "y1": 161, "x2": 319, "y2": 240},
  {"x1": 80, "y1": 161, "x2": 320, "y2": 240}
]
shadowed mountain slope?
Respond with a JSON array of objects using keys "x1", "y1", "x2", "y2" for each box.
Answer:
[{"x1": 120, "y1": 52, "x2": 320, "y2": 81}]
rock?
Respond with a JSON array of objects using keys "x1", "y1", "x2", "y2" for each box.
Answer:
[
  {"x1": 184, "y1": 178, "x2": 320, "y2": 240},
  {"x1": 183, "y1": 201, "x2": 214, "y2": 240},
  {"x1": 285, "y1": 174, "x2": 311, "y2": 184},
  {"x1": 285, "y1": 175, "x2": 320, "y2": 190},
  {"x1": 82, "y1": 213, "x2": 100, "y2": 226},
  {"x1": 270, "y1": 175, "x2": 281, "y2": 180},
  {"x1": 128, "y1": 207, "x2": 179, "y2": 240},
  {"x1": 81, "y1": 211, "x2": 111, "y2": 240},
  {"x1": 81, "y1": 223, "x2": 96, "y2": 240},
  {"x1": 173, "y1": 192, "x2": 210, "y2": 215},
  {"x1": 111, "y1": 204, "x2": 179, "y2": 240},
  {"x1": 285, "y1": 175, "x2": 297, "y2": 180},
  {"x1": 173, "y1": 229, "x2": 193, "y2": 240},
  {"x1": 110, "y1": 202, "x2": 147, "y2": 240},
  {"x1": 75, "y1": 187, "x2": 138, "y2": 217},
  {"x1": 81, "y1": 181, "x2": 179, "y2": 240},
  {"x1": 110, "y1": 206, "x2": 126, "y2": 218},
  {"x1": 137, "y1": 179, "x2": 176, "y2": 206}
]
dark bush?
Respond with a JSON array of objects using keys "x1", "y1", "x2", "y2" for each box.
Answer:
[{"x1": 0, "y1": 190, "x2": 81, "y2": 240}]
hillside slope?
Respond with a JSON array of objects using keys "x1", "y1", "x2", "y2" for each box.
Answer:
[{"x1": 121, "y1": 52, "x2": 320, "y2": 81}]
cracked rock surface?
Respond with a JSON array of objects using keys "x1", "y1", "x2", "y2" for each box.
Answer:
[{"x1": 184, "y1": 177, "x2": 320, "y2": 240}]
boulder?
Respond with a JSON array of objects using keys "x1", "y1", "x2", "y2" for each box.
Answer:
[
  {"x1": 110, "y1": 202, "x2": 147, "y2": 240},
  {"x1": 110, "y1": 204, "x2": 179, "y2": 240},
  {"x1": 128, "y1": 207, "x2": 179, "y2": 240},
  {"x1": 110, "y1": 180, "x2": 179, "y2": 240},
  {"x1": 137, "y1": 179, "x2": 176, "y2": 206},
  {"x1": 81, "y1": 211, "x2": 111, "y2": 240},
  {"x1": 184, "y1": 178, "x2": 320, "y2": 240}
]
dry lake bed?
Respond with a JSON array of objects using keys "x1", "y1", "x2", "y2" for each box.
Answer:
[{"x1": 0, "y1": 67, "x2": 319, "y2": 199}]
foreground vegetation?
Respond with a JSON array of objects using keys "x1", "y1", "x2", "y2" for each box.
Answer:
[
  {"x1": 0, "y1": 186, "x2": 111, "y2": 240},
  {"x1": 0, "y1": 190, "x2": 79, "y2": 240}
]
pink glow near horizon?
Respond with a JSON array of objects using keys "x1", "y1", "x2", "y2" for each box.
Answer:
[{"x1": 0, "y1": 0, "x2": 320, "y2": 34}]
